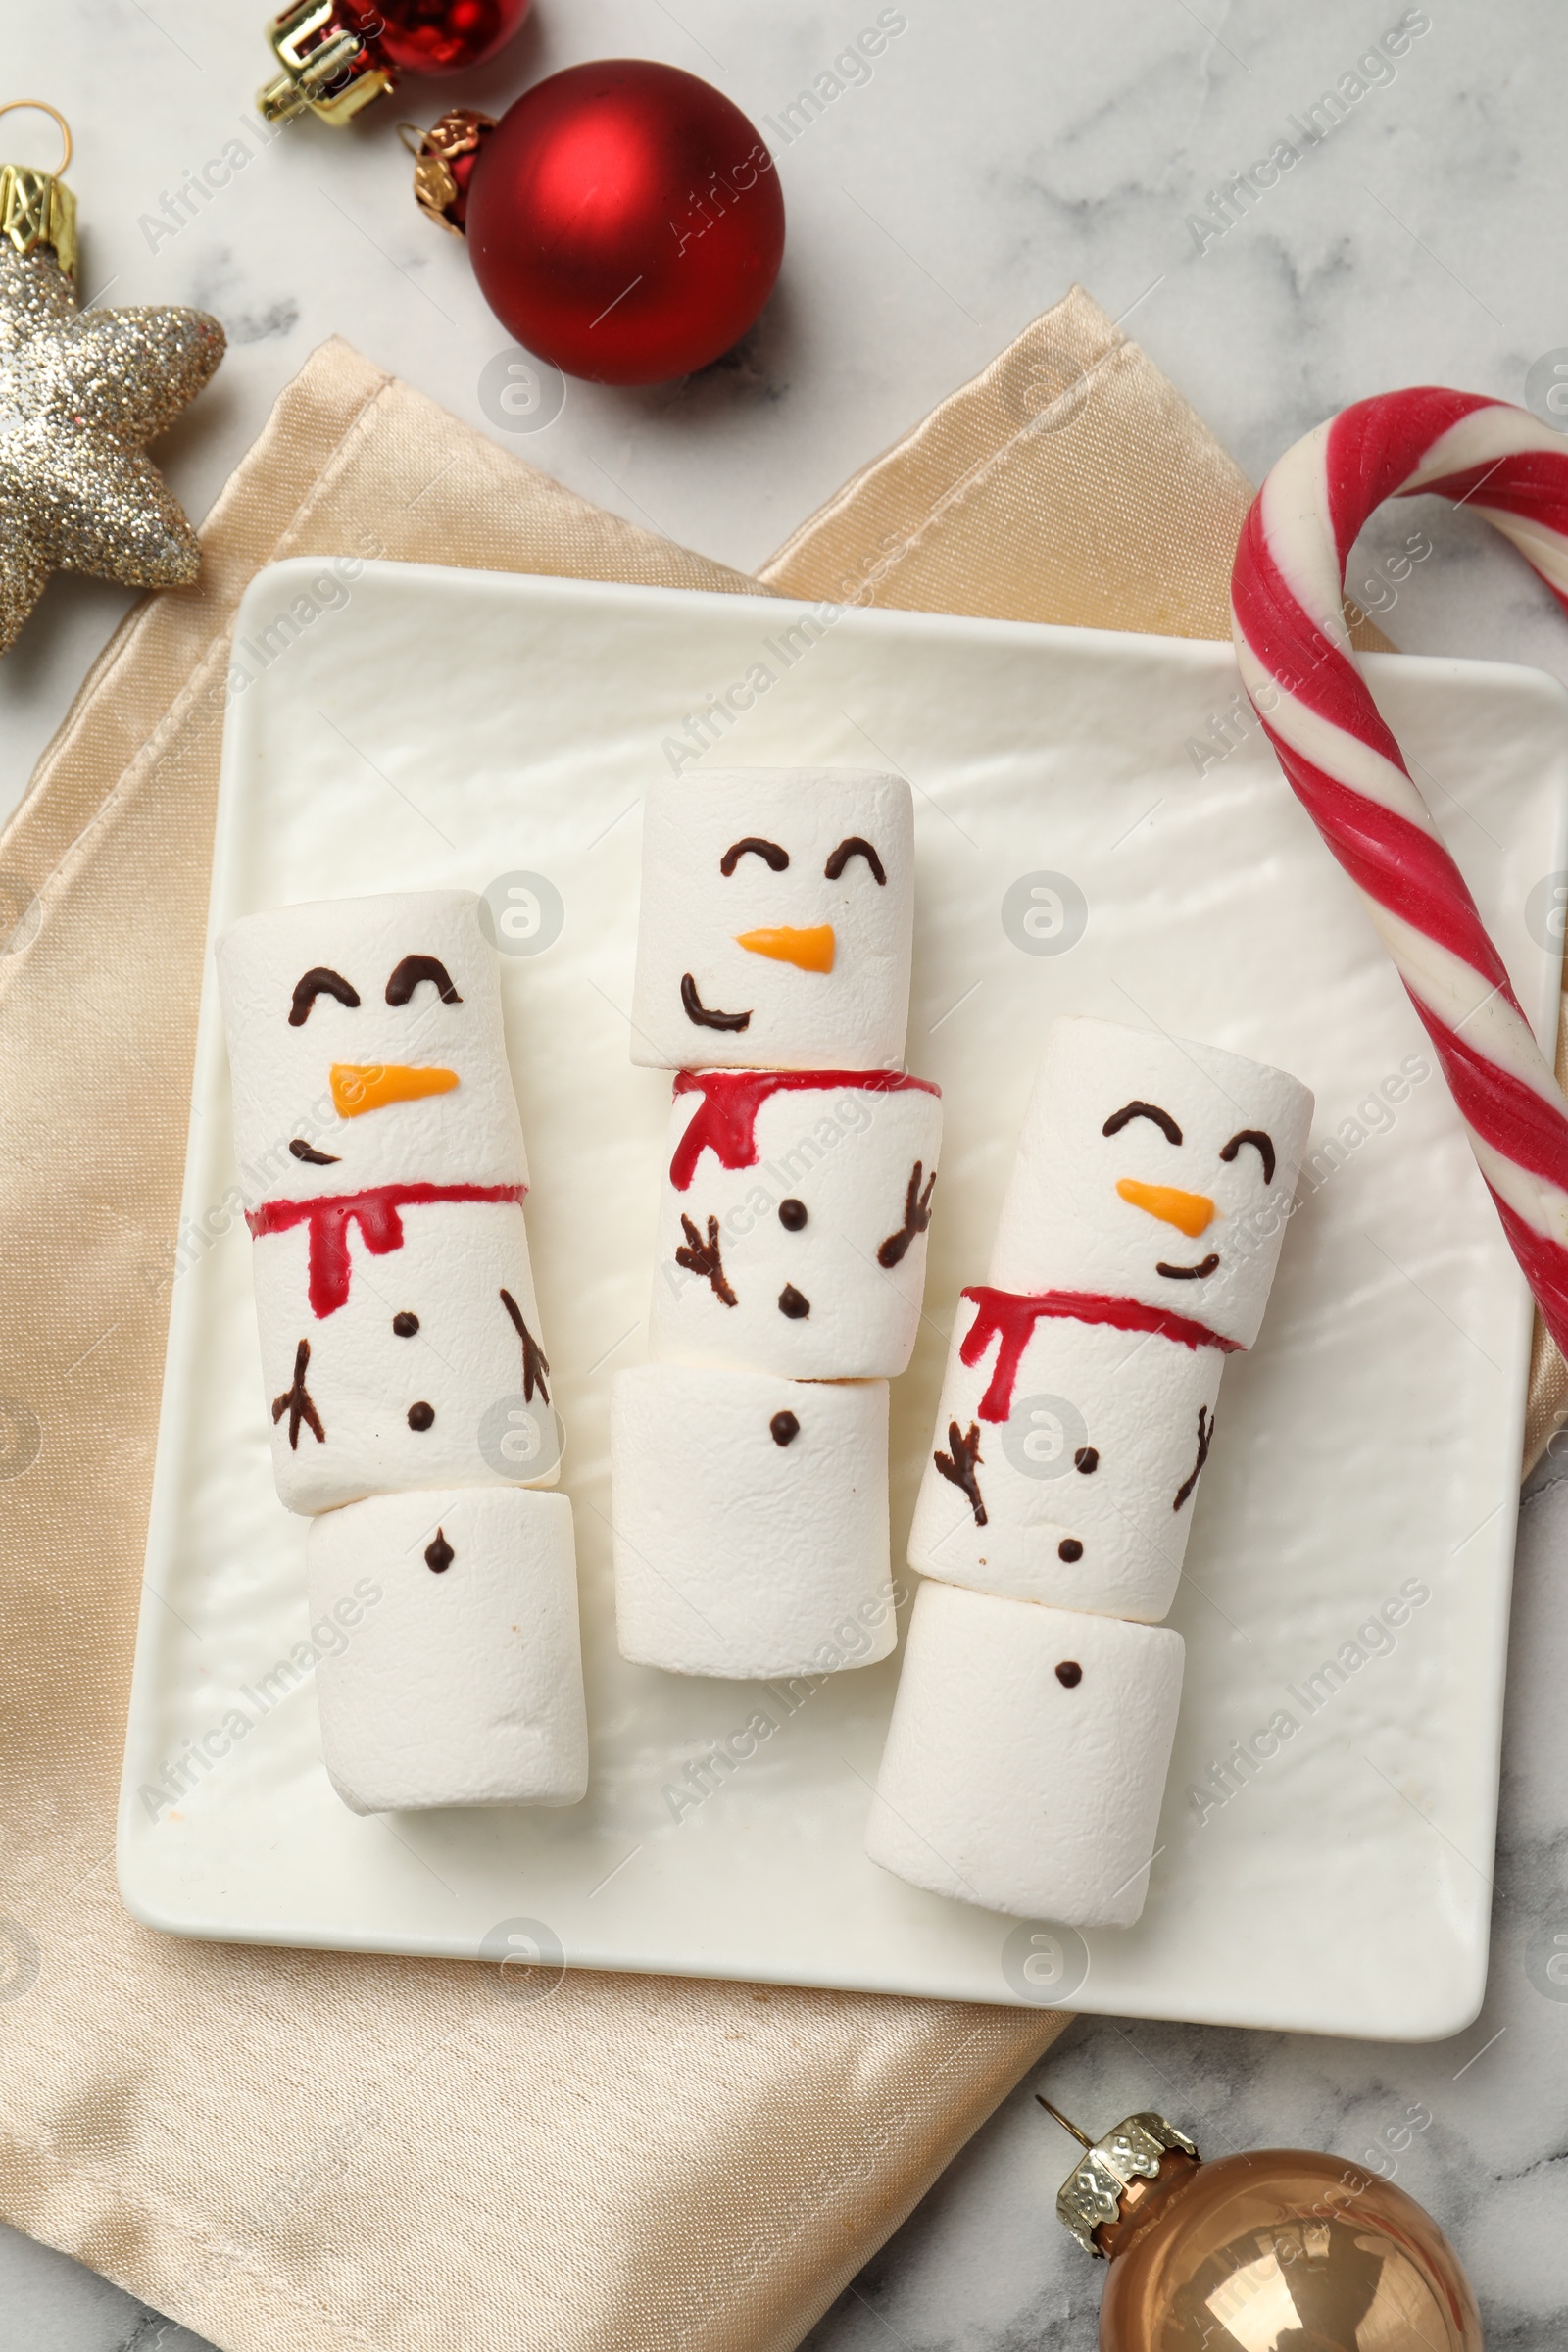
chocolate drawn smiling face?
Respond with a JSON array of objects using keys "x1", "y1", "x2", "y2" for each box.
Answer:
[
  {"x1": 215, "y1": 890, "x2": 529, "y2": 1205},
  {"x1": 1099, "y1": 1098, "x2": 1278, "y2": 1287},
  {"x1": 631, "y1": 768, "x2": 916, "y2": 1071},
  {"x1": 989, "y1": 1016, "x2": 1315, "y2": 1349}
]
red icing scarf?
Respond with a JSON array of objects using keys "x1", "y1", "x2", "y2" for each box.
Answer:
[
  {"x1": 248, "y1": 1181, "x2": 526, "y2": 1317},
  {"x1": 959, "y1": 1284, "x2": 1242, "y2": 1423},
  {"x1": 669, "y1": 1068, "x2": 941, "y2": 1192}
]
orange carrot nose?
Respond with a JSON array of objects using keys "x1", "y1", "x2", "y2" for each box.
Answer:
[
  {"x1": 734, "y1": 924, "x2": 835, "y2": 973},
  {"x1": 330, "y1": 1063, "x2": 459, "y2": 1118},
  {"x1": 1116, "y1": 1178, "x2": 1217, "y2": 1237}
]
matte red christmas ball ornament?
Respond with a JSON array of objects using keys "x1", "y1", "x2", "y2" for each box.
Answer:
[{"x1": 462, "y1": 61, "x2": 786, "y2": 385}]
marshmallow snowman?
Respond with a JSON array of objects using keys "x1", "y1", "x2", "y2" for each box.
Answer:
[
  {"x1": 612, "y1": 1364, "x2": 894, "y2": 1680},
  {"x1": 873, "y1": 1015, "x2": 1311, "y2": 1928},
  {"x1": 649, "y1": 1070, "x2": 942, "y2": 1379},
  {"x1": 865, "y1": 1581, "x2": 1184, "y2": 1928},
  {"x1": 220, "y1": 889, "x2": 587, "y2": 1820},
  {"x1": 617, "y1": 767, "x2": 934, "y2": 1681},
  {"x1": 908, "y1": 1017, "x2": 1312, "y2": 1615},
  {"x1": 217, "y1": 893, "x2": 558, "y2": 1514},
  {"x1": 630, "y1": 768, "x2": 915, "y2": 1071},
  {"x1": 308, "y1": 1486, "x2": 588, "y2": 1813}
]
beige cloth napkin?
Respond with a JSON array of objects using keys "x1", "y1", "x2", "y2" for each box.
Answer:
[{"x1": 0, "y1": 283, "x2": 1546, "y2": 2352}]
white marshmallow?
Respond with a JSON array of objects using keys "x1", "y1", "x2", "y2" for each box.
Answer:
[
  {"x1": 988, "y1": 1017, "x2": 1313, "y2": 1348},
  {"x1": 907, "y1": 1301, "x2": 1223, "y2": 1620},
  {"x1": 630, "y1": 769, "x2": 915, "y2": 1071},
  {"x1": 307, "y1": 1486, "x2": 588, "y2": 1813},
  {"x1": 650, "y1": 1070, "x2": 942, "y2": 1378},
  {"x1": 216, "y1": 891, "x2": 527, "y2": 1208},
  {"x1": 865, "y1": 1582, "x2": 1184, "y2": 1927},
  {"x1": 612, "y1": 1364, "x2": 894, "y2": 1679},
  {"x1": 253, "y1": 1200, "x2": 559, "y2": 1514}
]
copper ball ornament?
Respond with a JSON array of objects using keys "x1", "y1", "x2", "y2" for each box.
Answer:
[{"x1": 1046, "y1": 2104, "x2": 1483, "y2": 2351}]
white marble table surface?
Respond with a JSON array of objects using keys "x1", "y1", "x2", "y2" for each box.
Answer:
[{"x1": 4, "y1": 2, "x2": 1568, "y2": 2345}]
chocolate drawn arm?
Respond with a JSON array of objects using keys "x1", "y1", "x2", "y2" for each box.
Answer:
[
  {"x1": 676, "y1": 1213, "x2": 738, "y2": 1307},
  {"x1": 1172, "y1": 1404, "x2": 1214, "y2": 1512},
  {"x1": 500, "y1": 1287, "x2": 551, "y2": 1404},
  {"x1": 877, "y1": 1160, "x2": 937, "y2": 1268},
  {"x1": 933, "y1": 1419, "x2": 987, "y2": 1527},
  {"x1": 271, "y1": 1338, "x2": 325, "y2": 1447}
]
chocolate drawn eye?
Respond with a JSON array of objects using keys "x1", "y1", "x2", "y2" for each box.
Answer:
[
  {"x1": 824, "y1": 835, "x2": 887, "y2": 884},
  {"x1": 1220, "y1": 1127, "x2": 1277, "y2": 1184},
  {"x1": 386, "y1": 954, "x2": 461, "y2": 1007},
  {"x1": 720, "y1": 837, "x2": 790, "y2": 875},
  {"x1": 288, "y1": 967, "x2": 360, "y2": 1026},
  {"x1": 1102, "y1": 1100, "x2": 1182, "y2": 1146}
]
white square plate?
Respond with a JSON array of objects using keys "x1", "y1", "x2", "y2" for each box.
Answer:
[{"x1": 119, "y1": 562, "x2": 1568, "y2": 2039}]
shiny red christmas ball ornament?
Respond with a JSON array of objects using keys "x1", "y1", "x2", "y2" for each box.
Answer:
[
  {"x1": 258, "y1": 0, "x2": 530, "y2": 125},
  {"x1": 465, "y1": 60, "x2": 786, "y2": 385},
  {"x1": 348, "y1": 0, "x2": 529, "y2": 74}
]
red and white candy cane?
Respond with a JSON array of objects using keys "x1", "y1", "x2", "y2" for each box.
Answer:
[{"x1": 1230, "y1": 387, "x2": 1568, "y2": 1358}]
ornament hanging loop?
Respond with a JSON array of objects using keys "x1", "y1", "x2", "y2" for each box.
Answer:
[
  {"x1": 0, "y1": 100, "x2": 76, "y2": 277},
  {"x1": 0, "y1": 100, "x2": 73, "y2": 175},
  {"x1": 1036, "y1": 2095, "x2": 1094, "y2": 2150}
]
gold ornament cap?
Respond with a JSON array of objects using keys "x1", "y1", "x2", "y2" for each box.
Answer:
[
  {"x1": 399, "y1": 111, "x2": 495, "y2": 237},
  {"x1": 257, "y1": 1, "x2": 395, "y2": 126},
  {"x1": 0, "y1": 101, "x2": 76, "y2": 279},
  {"x1": 1048, "y1": 2103, "x2": 1200, "y2": 2258}
]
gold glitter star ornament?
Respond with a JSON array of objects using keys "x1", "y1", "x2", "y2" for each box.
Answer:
[{"x1": 0, "y1": 102, "x2": 225, "y2": 654}]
